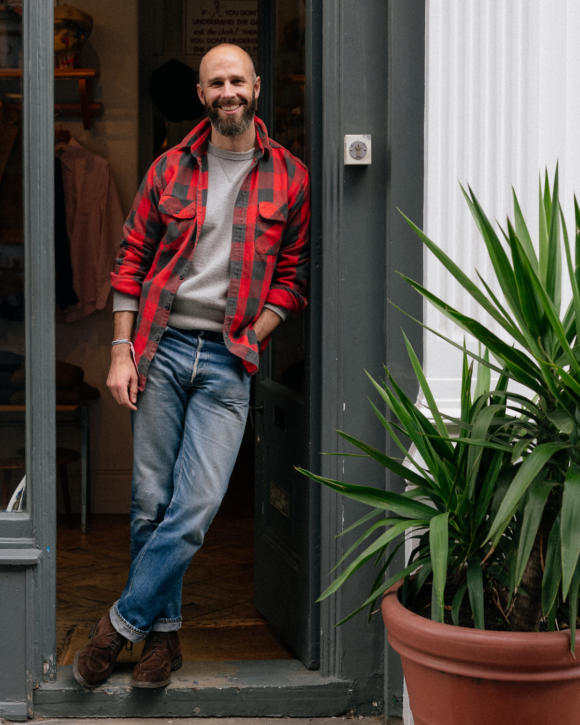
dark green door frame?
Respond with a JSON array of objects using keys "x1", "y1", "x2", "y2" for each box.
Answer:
[
  {"x1": 0, "y1": 0, "x2": 55, "y2": 721},
  {"x1": 316, "y1": 0, "x2": 424, "y2": 718}
]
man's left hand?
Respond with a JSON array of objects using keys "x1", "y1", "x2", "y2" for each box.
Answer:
[{"x1": 252, "y1": 307, "x2": 283, "y2": 343}]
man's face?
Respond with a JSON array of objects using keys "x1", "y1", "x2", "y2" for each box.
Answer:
[{"x1": 197, "y1": 46, "x2": 261, "y2": 138}]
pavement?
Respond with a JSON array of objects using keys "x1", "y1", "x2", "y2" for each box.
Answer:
[{"x1": 2, "y1": 718, "x2": 400, "y2": 725}]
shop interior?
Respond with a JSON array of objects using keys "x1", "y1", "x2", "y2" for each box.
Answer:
[{"x1": 0, "y1": 0, "x2": 307, "y2": 667}]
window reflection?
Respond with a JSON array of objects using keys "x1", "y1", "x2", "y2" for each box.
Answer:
[
  {"x1": 273, "y1": 0, "x2": 305, "y2": 161},
  {"x1": 0, "y1": 3, "x2": 25, "y2": 512},
  {"x1": 268, "y1": 0, "x2": 306, "y2": 395}
]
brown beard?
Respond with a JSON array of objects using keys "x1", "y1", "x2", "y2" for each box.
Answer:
[{"x1": 205, "y1": 91, "x2": 257, "y2": 137}]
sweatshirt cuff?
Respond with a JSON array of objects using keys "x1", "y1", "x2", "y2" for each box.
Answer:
[
  {"x1": 264, "y1": 303, "x2": 287, "y2": 321},
  {"x1": 113, "y1": 291, "x2": 139, "y2": 313}
]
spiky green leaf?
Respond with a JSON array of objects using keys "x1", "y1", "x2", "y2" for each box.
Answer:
[
  {"x1": 429, "y1": 512, "x2": 449, "y2": 623},
  {"x1": 514, "y1": 480, "x2": 553, "y2": 590},
  {"x1": 488, "y1": 442, "x2": 568, "y2": 546},
  {"x1": 467, "y1": 558, "x2": 485, "y2": 629},
  {"x1": 561, "y1": 467, "x2": 580, "y2": 599}
]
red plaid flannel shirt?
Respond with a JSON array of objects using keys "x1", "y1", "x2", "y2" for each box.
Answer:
[{"x1": 110, "y1": 116, "x2": 310, "y2": 389}]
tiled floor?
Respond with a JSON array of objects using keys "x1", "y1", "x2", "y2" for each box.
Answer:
[{"x1": 56, "y1": 482, "x2": 292, "y2": 665}]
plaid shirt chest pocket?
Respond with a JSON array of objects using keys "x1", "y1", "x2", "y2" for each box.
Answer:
[
  {"x1": 158, "y1": 195, "x2": 197, "y2": 251},
  {"x1": 255, "y1": 200, "x2": 288, "y2": 256}
]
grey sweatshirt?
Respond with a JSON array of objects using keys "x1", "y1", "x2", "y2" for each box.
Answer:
[{"x1": 113, "y1": 142, "x2": 285, "y2": 328}]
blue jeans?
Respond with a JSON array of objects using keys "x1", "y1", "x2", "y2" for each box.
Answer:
[{"x1": 110, "y1": 327, "x2": 251, "y2": 642}]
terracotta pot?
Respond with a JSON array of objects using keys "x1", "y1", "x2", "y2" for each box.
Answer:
[{"x1": 381, "y1": 585, "x2": 580, "y2": 725}]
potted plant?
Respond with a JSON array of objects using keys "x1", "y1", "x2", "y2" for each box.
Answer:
[{"x1": 298, "y1": 170, "x2": 580, "y2": 724}]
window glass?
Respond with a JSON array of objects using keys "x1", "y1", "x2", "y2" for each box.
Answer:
[
  {"x1": 0, "y1": 4, "x2": 25, "y2": 512},
  {"x1": 273, "y1": 0, "x2": 305, "y2": 160},
  {"x1": 268, "y1": 0, "x2": 306, "y2": 393}
]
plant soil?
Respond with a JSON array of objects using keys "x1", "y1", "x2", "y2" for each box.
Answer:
[{"x1": 407, "y1": 581, "x2": 571, "y2": 633}]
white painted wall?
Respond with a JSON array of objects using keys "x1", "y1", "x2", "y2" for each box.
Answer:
[{"x1": 422, "y1": 0, "x2": 580, "y2": 414}]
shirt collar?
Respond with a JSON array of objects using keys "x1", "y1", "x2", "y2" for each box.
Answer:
[{"x1": 184, "y1": 116, "x2": 271, "y2": 159}]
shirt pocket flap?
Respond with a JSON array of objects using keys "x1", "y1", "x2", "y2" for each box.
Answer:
[
  {"x1": 158, "y1": 195, "x2": 197, "y2": 219},
  {"x1": 258, "y1": 200, "x2": 287, "y2": 223}
]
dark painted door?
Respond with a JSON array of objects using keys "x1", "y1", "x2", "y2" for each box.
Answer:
[
  {"x1": 254, "y1": 317, "x2": 319, "y2": 668},
  {"x1": 252, "y1": 0, "x2": 319, "y2": 670}
]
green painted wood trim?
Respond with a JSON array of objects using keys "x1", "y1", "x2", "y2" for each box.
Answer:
[
  {"x1": 23, "y1": 0, "x2": 57, "y2": 685},
  {"x1": 0, "y1": 514, "x2": 31, "y2": 537},
  {"x1": 304, "y1": 0, "x2": 323, "y2": 652},
  {"x1": 0, "y1": 700, "x2": 28, "y2": 721},
  {"x1": 383, "y1": 1, "x2": 425, "y2": 718},
  {"x1": 34, "y1": 661, "x2": 383, "y2": 719},
  {"x1": 318, "y1": 0, "x2": 391, "y2": 685},
  {"x1": 0, "y1": 2, "x2": 55, "y2": 718},
  {"x1": 0, "y1": 536, "x2": 35, "y2": 548},
  {"x1": 0, "y1": 547, "x2": 42, "y2": 565},
  {"x1": 318, "y1": 0, "x2": 343, "y2": 680}
]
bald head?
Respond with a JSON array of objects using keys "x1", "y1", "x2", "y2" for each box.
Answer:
[
  {"x1": 198, "y1": 44, "x2": 257, "y2": 86},
  {"x1": 196, "y1": 43, "x2": 261, "y2": 150}
]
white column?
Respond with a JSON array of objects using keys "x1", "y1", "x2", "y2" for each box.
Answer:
[{"x1": 422, "y1": 0, "x2": 580, "y2": 415}]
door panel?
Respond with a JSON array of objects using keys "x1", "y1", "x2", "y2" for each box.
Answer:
[
  {"x1": 253, "y1": 0, "x2": 319, "y2": 669},
  {"x1": 254, "y1": 369, "x2": 320, "y2": 668}
]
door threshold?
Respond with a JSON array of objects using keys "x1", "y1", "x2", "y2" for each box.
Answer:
[{"x1": 34, "y1": 659, "x2": 384, "y2": 719}]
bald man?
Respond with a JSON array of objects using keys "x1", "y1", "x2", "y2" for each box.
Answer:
[{"x1": 73, "y1": 44, "x2": 310, "y2": 690}]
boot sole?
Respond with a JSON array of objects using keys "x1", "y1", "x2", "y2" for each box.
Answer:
[
  {"x1": 72, "y1": 651, "x2": 107, "y2": 690},
  {"x1": 130, "y1": 655, "x2": 182, "y2": 689}
]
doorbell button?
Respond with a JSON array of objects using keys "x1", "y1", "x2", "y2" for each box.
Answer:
[{"x1": 344, "y1": 134, "x2": 372, "y2": 165}]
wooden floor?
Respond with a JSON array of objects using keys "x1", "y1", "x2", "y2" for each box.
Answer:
[{"x1": 56, "y1": 492, "x2": 292, "y2": 665}]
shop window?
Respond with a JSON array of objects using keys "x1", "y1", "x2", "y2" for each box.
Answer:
[{"x1": 0, "y1": 3, "x2": 25, "y2": 513}]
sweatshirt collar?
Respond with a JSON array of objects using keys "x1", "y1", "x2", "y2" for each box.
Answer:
[{"x1": 184, "y1": 116, "x2": 271, "y2": 159}]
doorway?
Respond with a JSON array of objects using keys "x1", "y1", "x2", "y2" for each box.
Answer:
[
  {"x1": 53, "y1": 0, "x2": 318, "y2": 675},
  {"x1": 0, "y1": 0, "x2": 427, "y2": 719}
]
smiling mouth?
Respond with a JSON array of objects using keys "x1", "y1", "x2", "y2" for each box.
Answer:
[{"x1": 215, "y1": 100, "x2": 247, "y2": 114}]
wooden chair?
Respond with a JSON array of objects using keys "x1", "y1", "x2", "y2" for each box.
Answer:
[{"x1": 0, "y1": 456, "x2": 25, "y2": 509}]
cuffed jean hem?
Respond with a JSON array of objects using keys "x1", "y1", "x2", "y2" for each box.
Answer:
[
  {"x1": 109, "y1": 602, "x2": 182, "y2": 642},
  {"x1": 109, "y1": 603, "x2": 146, "y2": 642},
  {"x1": 151, "y1": 618, "x2": 183, "y2": 633}
]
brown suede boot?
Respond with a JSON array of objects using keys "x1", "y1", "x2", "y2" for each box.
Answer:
[
  {"x1": 72, "y1": 613, "x2": 127, "y2": 689},
  {"x1": 131, "y1": 631, "x2": 182, "y2": 688}
]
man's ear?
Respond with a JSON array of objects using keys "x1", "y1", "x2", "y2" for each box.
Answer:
[
  {"x1": 196, "y1": 83, "x2": 205, "y2": 106},
  {"x1": 254, "y1": 75, "x2": 261, "y2": 101}
]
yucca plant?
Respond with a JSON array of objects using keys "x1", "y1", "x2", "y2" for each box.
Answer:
[
  {"x1": 299, "y1": 169, "x2": 580, "y2": 648},
  {"x1": 299, "y1": 347, "x2": 519, "y2": 629}
]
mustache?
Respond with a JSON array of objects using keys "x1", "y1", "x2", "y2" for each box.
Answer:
[{"x1": 212, "y1": 97, "x2": 248, "y2": 109}]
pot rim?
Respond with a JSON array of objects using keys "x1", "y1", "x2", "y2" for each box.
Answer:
[{"x1": 381, "y1": 583, "x2": 580, "y2": 681}]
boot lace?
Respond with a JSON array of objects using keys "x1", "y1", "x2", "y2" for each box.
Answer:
[{"x1": 88, "y1": 621, "x2": 132, "y2": 652}]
